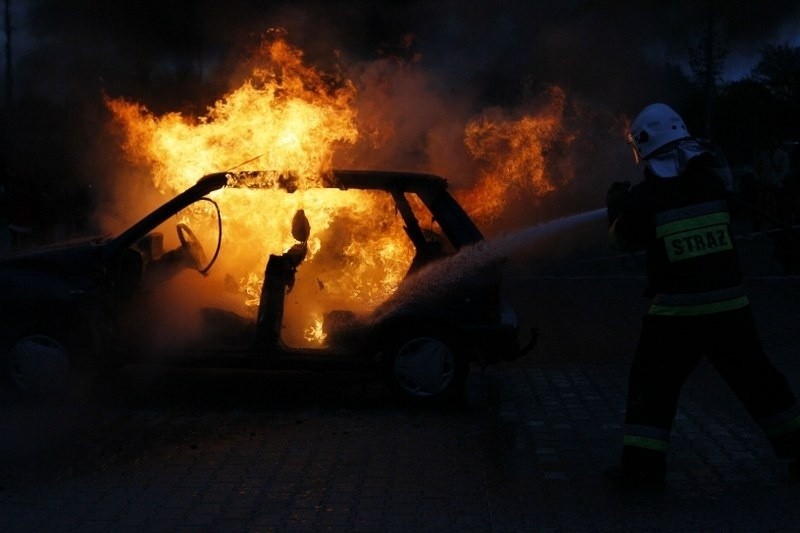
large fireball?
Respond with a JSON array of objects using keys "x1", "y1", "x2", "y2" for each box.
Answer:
[{"x1": 104, "y1": 33, "x2": 574, "y2": 347}]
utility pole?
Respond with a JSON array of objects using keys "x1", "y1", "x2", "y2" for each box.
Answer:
[{"x1": 4, "y1": 0, "x2": 11, "y2": 111}]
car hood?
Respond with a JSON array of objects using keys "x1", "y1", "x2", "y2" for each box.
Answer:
[{"x1": 0, "y1": 235, "x2": 110, "y2": 274}]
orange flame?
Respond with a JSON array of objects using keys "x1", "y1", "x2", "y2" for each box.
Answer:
[
  {"x1": 106, "y1": 35, "x2": 414, "y2": 346},
  {"x1": 105, "y1": 34, "x2": 574, "y2": 347},
  {"x1": 458, "y1": 86, "x2": 573, "y2": 224},
  {"x1": 107, "y1": 37, "x2": 359, "y2": 192}
]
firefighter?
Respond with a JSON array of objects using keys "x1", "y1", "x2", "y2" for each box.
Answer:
[{"x1": 604, "y1": 103, "x2": 800, "y2": 489}]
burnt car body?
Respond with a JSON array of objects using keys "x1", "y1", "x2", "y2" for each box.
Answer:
[{"x1": 0, "y1": 170, "x2": 532, "y2": 402}]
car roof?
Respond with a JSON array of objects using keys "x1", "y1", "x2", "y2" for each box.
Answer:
[
  {"x1": 223, "y1": 169, "x2": 449, "y2": 193},
  {"x1": 109, "y1": 170, "x2": 454, "y2": 254}
]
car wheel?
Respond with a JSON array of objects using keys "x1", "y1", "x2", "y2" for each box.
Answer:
[
  {"x1": 2, "y1": 316, "x2": 97, "y2": 402},
  {"x1": 6, "y1": 334, "x2": 71, "y2": 396},
  {"x1": 382, "y1": 326, "x2": 468, "y2": 404}
]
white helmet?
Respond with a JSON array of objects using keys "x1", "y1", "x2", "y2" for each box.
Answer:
[{"x1": 628, "y1": 103, "x2": 690, "y2": 163}]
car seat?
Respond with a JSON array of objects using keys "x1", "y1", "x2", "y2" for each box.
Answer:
[{"x1": 255, "y1": 209, "x2": 309, "y2": 346}]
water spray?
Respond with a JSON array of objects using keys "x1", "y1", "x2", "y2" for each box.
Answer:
[{"x1": 375, "y1": 207, "x2": 609, "y2": 318}]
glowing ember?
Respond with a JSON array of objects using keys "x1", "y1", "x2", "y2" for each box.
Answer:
[{"x1": 304, "y1": 313, "x2": 327, "y2": 344}]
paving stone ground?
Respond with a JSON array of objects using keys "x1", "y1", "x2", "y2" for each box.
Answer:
[{"x1": 1, "y1": 218, "x2": 800, "y2": 531}]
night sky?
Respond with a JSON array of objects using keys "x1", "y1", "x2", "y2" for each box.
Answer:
[{"x1": 7, "y1": 0, "x2": 800, "y2": 112}]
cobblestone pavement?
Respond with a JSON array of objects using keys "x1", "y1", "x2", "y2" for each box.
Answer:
[{"x1": 1, "y1": 221, "x2": 800, "y2": 531}]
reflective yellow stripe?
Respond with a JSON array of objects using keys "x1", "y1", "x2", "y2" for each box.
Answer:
[
  {"x1": 663, "y1": 224, "x2": 733, "y2": 262},
  {"x1": 655, "y1": 203, "x2": 734, "y2": 262},
  {"x1": 655, "y1": 201, "x2": 728, "y2": 225},
  {"x1": 656, "y1": 211, "x2": 730, "y2": 238},
  {"x1": 648, "y1": 295, "x2": 749, "y2": 316},
  {"x1": 652, "y1": 286, "x2": 746, "y2": 306},
  {"x1": 623, "y1": 435, "x2": 669, "y2": 452}
]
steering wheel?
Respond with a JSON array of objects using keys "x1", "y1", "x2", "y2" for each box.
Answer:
[{"x1": 176, "y1": 223, "x2": 208, "y2": 271}]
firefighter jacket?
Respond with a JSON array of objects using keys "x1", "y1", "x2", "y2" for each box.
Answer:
[{"x1": 608, "y1": 152, "x2": 747, "y2": 316}]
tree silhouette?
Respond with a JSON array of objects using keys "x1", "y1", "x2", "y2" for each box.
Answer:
[
  {"x1": 685, "y1": 3, "x2": 729, "y2": 139},
  {"x1": 751, "y1": 44, "x2": 800, "y2": 104}
]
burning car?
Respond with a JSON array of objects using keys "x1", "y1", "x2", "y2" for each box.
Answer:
[{"x1": 0, "y1": 169, "x2": 532, "y2": 403}]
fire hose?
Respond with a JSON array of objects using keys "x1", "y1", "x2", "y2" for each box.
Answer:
[{"x1": 727, "y1": 193, "x2": 800, "y2": 274}]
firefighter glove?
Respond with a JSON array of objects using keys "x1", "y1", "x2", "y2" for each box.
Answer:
[{"x1": 606, "y1": 180, "x2": 630, "y2": 224}]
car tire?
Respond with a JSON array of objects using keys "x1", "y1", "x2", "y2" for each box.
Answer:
[
  {"x1": 1, "y1": 318, "x2": 96, "y2": 402},
  {"x1": 382, "y1": 325, "x2": 469, "y2": 405},
  {"x1": 6, "y1": 334, "x2": 72, "y2": 396}
]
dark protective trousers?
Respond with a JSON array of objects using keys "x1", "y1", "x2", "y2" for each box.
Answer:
[{"x1": 621, "y1": 305, "x2": 800, "y2": 477}]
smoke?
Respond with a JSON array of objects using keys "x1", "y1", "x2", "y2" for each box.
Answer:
[
  {"x1": 335, "y1": 55, "x2": 476, "y2": 177},
  {"x1": 7, "y1": 1, "x2": 793, "y2": 229}
]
